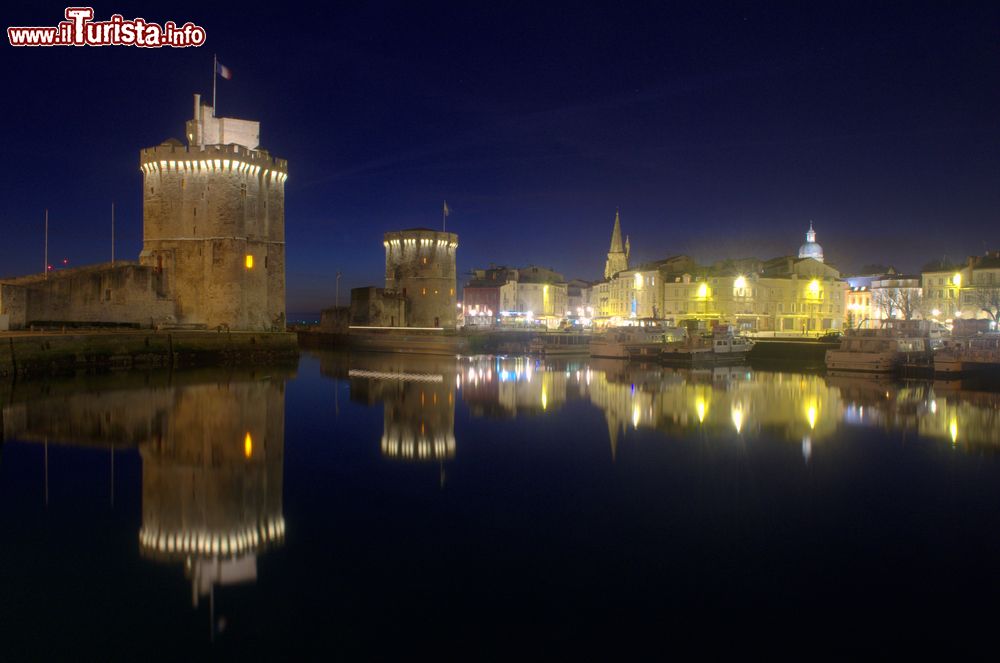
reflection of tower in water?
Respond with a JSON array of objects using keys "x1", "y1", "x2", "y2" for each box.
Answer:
[
  {"x1": 380, "y1": 373, "x2": 456, "y2": 461},
  {"x1": 137, "y1": 379, "x2": 285, "y2": 606},
  {"x1": 326, "y1": 353, "x2": 458, "y2": 462}
]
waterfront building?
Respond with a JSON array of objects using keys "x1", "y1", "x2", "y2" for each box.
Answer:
[
  {"x1": 844, "y1": 275, "x2": 875, "y2": 328},
  {"x1": 463, "y1": 266, "x2": 517, "y2": 326},
  {"x1": 498, "y1": 266, "x2": 568, "y2": 328},
  {"x1": 921, "y1": 252, "x2": 1000, "y2": 327}
]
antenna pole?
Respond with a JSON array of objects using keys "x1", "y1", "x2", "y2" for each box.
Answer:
[
  {"x1": 111, "y1": 201, "x2": 115, "y2": 265},
  {"x1": 44, "y1": 209, "x2": 48, "y2": 279}
]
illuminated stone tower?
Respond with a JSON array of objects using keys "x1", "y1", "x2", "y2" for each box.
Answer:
[
  {"x1": 384, "y1": 228, "x2": 459, "y2": 328},
  {"x1": 604, "y1": 209, "x2": 629, "y2": 279},
  {"x1": 139, "y1": 94, "x2": 288, "y2": 330}
]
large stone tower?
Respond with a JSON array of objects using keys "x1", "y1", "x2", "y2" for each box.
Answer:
[
  {"x1": 139, "y1": 94, "x2": 287, "y2": 331},
  {"x1": 384, "y1": 228, "x2": 459, "y2": 328}
]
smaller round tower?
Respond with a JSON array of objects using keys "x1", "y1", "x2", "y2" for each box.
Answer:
[{"x1": 384, "y1": 229, "x2": 459, "y2": 328}]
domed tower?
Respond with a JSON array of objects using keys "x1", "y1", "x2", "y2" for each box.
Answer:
[
  {"x1": 798, "y1": 221, "x2": 824, "y2": 263},
  {"x1": 139, "y1": 94, "x2": 287, "y2": 331},
  {"x1": 384, "y1": 228, "x2": 459, "y2": 328}
]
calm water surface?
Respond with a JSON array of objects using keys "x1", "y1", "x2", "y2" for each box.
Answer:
[{"x1": 2, "y1": 351, "x2": 1000, "y2": 656}]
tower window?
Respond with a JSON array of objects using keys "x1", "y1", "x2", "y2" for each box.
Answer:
[
  {"x1": 422, "y1": 257, "x2": 428, "y2": 264},
  {"x1": 241, "y1": 183, "x2": 247, "y2": 198},
  {"x1": 245, "y1": 255, "x2": 254, "y2": 269},
  {"x1": 422, "y1": 288, "x2": 427, "y2": 295}
]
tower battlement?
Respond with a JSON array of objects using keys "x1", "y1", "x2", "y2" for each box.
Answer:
[{"x1": 140, "y1": 143, "x2": 288, "y2": 178}]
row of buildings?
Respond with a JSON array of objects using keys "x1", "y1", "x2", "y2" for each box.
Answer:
[{"x1": 462, "y1": 212, "x2": 1000, "y2": 334}]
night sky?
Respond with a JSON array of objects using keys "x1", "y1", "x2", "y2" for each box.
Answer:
[{"x1": 2, "y1": 1, "x2": 998, "y2": 313}]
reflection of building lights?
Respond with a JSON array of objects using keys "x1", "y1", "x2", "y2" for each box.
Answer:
[
  {"x1": 950, "y1": 416, "x2": 958, "y2": 444},
  {"x1": 244, "y1": 432, "x2": 252, "y2": 458},
  {"x1": 731, "y1": 405, "x2": 743, "y2": 433},
  {"x1": 696, "y1": 397, "x2": 706, "y2": 423},
  {"x1": 807, "y1": 402, "x2": 817, "y2": 429},
  {"x1": 541, "y1": 385, "x2": 547, "y2": 410},
  {"x1": 802, "y1": 435, "x2": 812, "y2": 463},
  {"x1": 633, "y1": 404, "x2": 640, "y2": 428}
]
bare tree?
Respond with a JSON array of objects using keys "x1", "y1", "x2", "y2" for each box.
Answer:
[
  {"x1": 876, "y1": 288, "x2": 924, "y2": 321},
  {"x1": 894, "y1": 289, "x2": 923, "y2": 321},
  {"x1": 976, "y1": 286, "x2": 1000, "y2": 324}
]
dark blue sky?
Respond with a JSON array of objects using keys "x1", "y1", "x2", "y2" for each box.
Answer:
[{"x1": 2, "y1": 1, "x2": 998, "y2": 311}]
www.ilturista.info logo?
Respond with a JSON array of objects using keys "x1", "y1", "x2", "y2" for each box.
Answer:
[{"x1": 8, "y1": 7, "x2": 206, "y2": 47}]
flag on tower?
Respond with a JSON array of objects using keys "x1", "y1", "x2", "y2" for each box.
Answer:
[
  {"x1": 216, "y1": 61, "x2": 232, "y2": 80},
  {"x1": 443, "y1": 200, "x2": 450, "y2": 217}
]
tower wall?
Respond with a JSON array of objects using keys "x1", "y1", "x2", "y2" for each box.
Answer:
[
  {"x1": 384, "y1": 229, "x2": 459, "y2": 328},
  {"x1": 139, "y1": 141, "x2": 287, "y2": 331}
]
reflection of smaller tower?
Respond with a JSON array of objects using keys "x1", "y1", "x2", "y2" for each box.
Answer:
[{"x1": 380, "y1": 373, "x2": 456, "y2": 462}]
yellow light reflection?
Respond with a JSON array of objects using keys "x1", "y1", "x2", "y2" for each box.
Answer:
[
  {"x1": 696, "y1": 396, "x2": 706, "y2": 423},
  {"x1": 244, "y1": 432, "x2": 252, "y2": 458},
  {"x1": 731, "y1": 405, "x2": 743, "y2": 433},
  {"x1": 950, "y1": 416, "x2": 958, "y2": 444},
  {"x1": 632, "y1": 404, "x2": 641, "y2": 429},
  {"x1": 806, "y1": 401, "x2": 817, "y2": 430},
  {"x1": 541, "y1": 385, "x2": 548, "y2": 411}
]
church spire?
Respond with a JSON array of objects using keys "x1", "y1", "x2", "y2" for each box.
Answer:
[
  {"x1": 604, "y1": 208, "x2": 629, "y2": 279},
  {"x1": 609, "y1": 208, "x2": 624, "y2": 253}
]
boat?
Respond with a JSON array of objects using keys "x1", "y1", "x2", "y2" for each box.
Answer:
[
  {"x1": 934, "y1": 333, "x2": 1000, "y2": 377},
  {"x1": 528, "y1": 332, "x2": 592, "y2": 356},
  {"x1": 590, "y1": 326, "x2": 685, "y2": 359},
  {"x1": 825, "y1": 321, "x2": 936, "y2": 373},
  {"x1": 660, "y1": 325, "x2": 753, "y2": 366}
]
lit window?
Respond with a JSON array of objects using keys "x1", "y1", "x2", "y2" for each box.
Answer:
[{"x1": 245, "y1": 255, "x2": 254, "y2": 269}]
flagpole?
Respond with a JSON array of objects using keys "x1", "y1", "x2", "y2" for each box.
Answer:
[
  {"x1": 212, "y1": 53, "x2": 217, "y2": 116},
  {"x1": 111, "y1": 201, "x2": 115, "y2": 266},
  {"x1": 44, "y1": 209, "x2": 48, "y2": 280}
]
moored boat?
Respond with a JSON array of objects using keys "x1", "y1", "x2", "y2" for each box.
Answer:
[
  {"x1": 590, "y1": 326, "x2": 685, "y2": 359},
  {"x1": 825, "y1": 321, "x2": 936, "y2": 373},
  {"x1": 660, "y1": 325, "x2": 753, "y2": 366},
  {"x1": 934, "y1": 333, "x2": 1000, "y2": 377}
]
